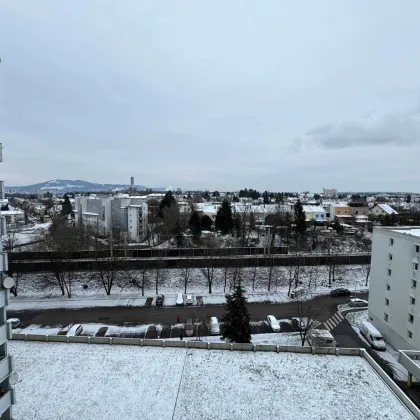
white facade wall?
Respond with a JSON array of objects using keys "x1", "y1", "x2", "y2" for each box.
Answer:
[
  {"x1": 0, "y1": 144, "x2": 15, "y2": 419},
  {"x1": 127, "y1": 203, "x2": 148, "y2": 242},
  {"x1": 369, "y1": 227, "x2": 420, "y2": 350}
]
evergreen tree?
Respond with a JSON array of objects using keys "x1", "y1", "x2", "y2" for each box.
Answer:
[
  {"x1": 203, "y1": 191, "x2": 211, "y2": 201},
  {"x1": 200, "y1": 215, "x2": 213, "y2": 231},
  {"x1": 215, "y1": 199, "x2": 234, "y2": 235},
  {"x1": 263, "y1": 191, "x2": 270, "y2": 204},
  {"x1": 406, "y1": 194, "x2": 412, "y2": 203},
  {"x1": 232, "y1": 195, "x2": 240, "y2": 203},
  {"x1": 221, "y1": 282, "x2": 251, "y2": 343},
  {"x1": 61, "y1": 194, "x2": 73, "y2": 216},
  {"x1": 294, "y1": 199, "x2": 306, "y2": 235},
  {"x1": 158, "y1": 191, "x2": 176, "y2": 218},
  {"x1": 189, "y1": 211, "x2": 202, "y2": 238},
  {"x1": 0, "y1": 203, "x2": 9, "y2": 211},
  {"x1": 212, "y1": 190, "x2": 220, "y2": 198}
]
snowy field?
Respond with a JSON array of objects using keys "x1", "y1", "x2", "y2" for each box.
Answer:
[
  {"x1": 10, "y1": 264, "x2": 368, "y2": 310},
  {"x1": 10, "y1": 341, "x2": 414, "y2": 420}
]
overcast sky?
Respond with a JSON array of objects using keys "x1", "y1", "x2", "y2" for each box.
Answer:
[{"x1": 2, "y1": 1, "x2": 420, "y2": 192}]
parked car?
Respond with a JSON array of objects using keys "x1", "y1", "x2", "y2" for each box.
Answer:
[
  {"x1": 330, "y1": 288, "x2": 351, "y2": 297},
  {"x1": 209, "y1": 317, "x2": 220, "y2": 335},
  {"x1": 156, "y1": 294, "x2": 165, "y2": 306},
  {"x1": 348, "y1": 298, "x2": 368, "y2": 307},
  {"x1": 359, "y1": 321, "x2": 386, "y2": 350},
  {"x1": 185, "y1": 318, "x2": 194, "y2": 337},
  {"x1": 176, "y1": 293, "x2": 184, "y2": 306},
  {"x1": 186, "y1": 295, "x2": 193, "y2": 305},
  {"x1": 7, "y1": 318, "x2": 20, "y2": 329},
  {"x1": 291, "y1": 317, "x2": 321, "y2": 331},
  {"x1": 66, "y1": 324, "x2": 83, "y2": 337},
  {"x1": 266, "y1": 315, "x2": 281, "y2": 332}
]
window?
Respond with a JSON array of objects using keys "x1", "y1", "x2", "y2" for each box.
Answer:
[
  {"x1": 386, "y1": 284, "x2": 391, "y2": 291},
  {"x1": 414, "y1": 263, "x2": 419, "y2": 271},
  {"x1": 389, "y1": 238, "x2": 394, "y2": 246},
  {"x1": 408, "y1": 331, "x2": 413, "y2": 339},
  {"x1": 388, "y1": 254, "x2": 393, "y2": 261},
  {"x1": 412, "y1": 280, "x2": 417, "y2": 289},
  {"x1": 409, "y1": 314, "x2": 414, "y2": 324},
  {"x1": 384, "y1": 313, "x2": 388, "y2": 322},
  {"x1": 387, "y1": 268, "x2": 392, "y2": 276},
  {"x1": 411, "y1": 296, "x2": 416, "y2": 306},
  {"x1": 416, "y1": 245, "x2": 420, "y2": 253},
  {"x1": 385, "y1": 298, "x2": 389, "y2": 306}
]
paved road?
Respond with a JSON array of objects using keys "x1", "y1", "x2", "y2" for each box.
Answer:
[
  {"x1": 8, "y1": 292, "x2": 368, "y2": 332},
  {"x1": 330, "y1": 308, "x2": 368, "y2": 349}
]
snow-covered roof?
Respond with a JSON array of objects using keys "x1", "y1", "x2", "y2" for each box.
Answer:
[
  {"x1": 0, "y1": 209, "x2": 24, "y2": 215},
  {"x1": 392, "y1": 228, "x2": 420, "y2": 238},
  {"x1": 10, "y1": 342, "x2": 415, "y2": 420},
  {"x1": 302, "y1": 205, "x2": 326, "y2": 214},
  {"x1": 377, "y1": 203, "x2": 398, "y2": 215},
  {"x1": 330, "y1": 202, "x2": 350, "y2": 208}
]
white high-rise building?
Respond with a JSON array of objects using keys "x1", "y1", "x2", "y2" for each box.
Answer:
[
  {"x1": 0, "y1": 143, "x2": 16, "y2": 419},
  {"x1": 369, "y1": 226, "x2": 420, "y2": 350}
]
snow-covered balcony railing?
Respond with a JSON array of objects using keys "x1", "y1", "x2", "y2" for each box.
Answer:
[{"x1": 0, "y1": 356, "x2": 13, "y2": 384}]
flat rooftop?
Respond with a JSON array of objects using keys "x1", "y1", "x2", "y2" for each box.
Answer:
[
  {"x1": 10, "y1": 342, "x2": 414, "y2": 420},
  {"x1": 391, "y1": 228, "x2": 420, "y2": 238}
]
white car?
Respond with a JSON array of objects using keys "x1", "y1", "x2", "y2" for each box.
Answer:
[
  {"x1": 176, "y1": 293, "x2": 184, "y2": 306},
  {"x1": 66, "y1": 324, "x2": 83, "y2": 337},
  {"x1": 266, "y1": 315, "x2": 281, "y2": 332},
  {"x1": 209, "y1": 317, "x2": 220, "y2": 335},
  {"x1": 348, "y1": 298, "x2": 368, "y2": 307},
  {"x1": 186, "y1": 295, "x2": 193, "y2": 305}
]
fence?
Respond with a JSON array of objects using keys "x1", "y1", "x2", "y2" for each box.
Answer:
[
  {"x1": 8, "y1": 246, "x2": 289, "y2": 261},
  {"x1": 8, "y1": 252, "x2": 371, "y2": 273},
  {"x1": 12, "y1": 333, "x2": 362, "y2": 355}
]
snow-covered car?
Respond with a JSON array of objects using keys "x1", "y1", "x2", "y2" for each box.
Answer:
[
  {"x1": 66, "y1": 324, "x2": 83, "y2": 337},
  {"x1": 176, "y1": 293, "x2": 184, "y2": 306},
  {"x1": 266, "y1": 315, "x2": 280, "y2": 332},
  {"x1": 209, "y1": 317, "x2": 220, "y2": 335},
  {"x1": 156, "y1": 294, "x2": 165, "y2": 306},
  {"x1": 185, "y1": 318, "x2": 194, "y2": 337},
  {"x1": 7, "y1": 318, "x2": 21, "y2": 329},
  {"x1": 348, "y1": 298, "x2": 368, "y2": 307},
  {"x1": 186, "y1": 295, "x2": 194, "y2": 305}
]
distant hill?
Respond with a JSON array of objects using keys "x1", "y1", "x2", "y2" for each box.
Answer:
[{"x1": 7, "y1": 179, "x2": 166, "y2": 193}]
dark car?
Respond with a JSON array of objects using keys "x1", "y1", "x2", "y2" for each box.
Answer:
[
  {"x1": 156, "y1": 294, "x2": 165, "y2": 306},
  {"x1": 330, "y1": 288, "x2": 351, "y2": 297}
]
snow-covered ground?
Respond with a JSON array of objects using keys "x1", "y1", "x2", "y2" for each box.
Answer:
[
  {"x1": 10, "y1": 264, "x2": 368, "y2": 310},
  {"x1": 10, "y1": 341, "x2": 414, "y2": 420}
]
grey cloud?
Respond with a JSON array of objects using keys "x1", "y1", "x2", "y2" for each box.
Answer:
[{"x1": 302, "y1": 108, "x2": 420, "y2": 149}]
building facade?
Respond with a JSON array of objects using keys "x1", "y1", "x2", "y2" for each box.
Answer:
[
  {"x1": 74, "y1": 196, "x2": 148, "y2": 242},
  {"x1": 369, "y1": 226, "x2": 420, "y2": 350},
  {"x1": 370, "y1": 203, "x2": 398, "y2": 217},
  {"x1": 302, "y1": 205, "x2": 326, "y2": 222},
  {"x1": 0, "y1": 144, "x2": 16, "y2": 419}
]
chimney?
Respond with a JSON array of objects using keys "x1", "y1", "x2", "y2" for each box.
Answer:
[{"x1": 131, "y1": 177, "x2": 134, "y2": 191}]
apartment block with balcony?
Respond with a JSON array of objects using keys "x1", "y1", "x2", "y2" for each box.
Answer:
[
  {"x1": 0, "y1": 144, "x2": 16, "y2": 419},
  {"x1": 369, "y1": 226, "x2": 420, "y2": 350}
]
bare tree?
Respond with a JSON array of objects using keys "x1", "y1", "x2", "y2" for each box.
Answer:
[
  {"x1": 200, "y1": 253, "x2": 217, "y2": 294},
  {"x1": 233, "y1": 204, "x2": 254, "y2": 247},
  {"x1": 3, "y1": 230, "x2": 19, "y2": 252},
  {"x1": 294, "y1": 296, "x2": 325, "y2": 346},
  {"x1": 154, "y1": 256, "x2": 167, "y2": 294},
  {"x1": 181, "y1": 266, "x2": 192, "y2": 294},
  {"x1": 251, "y1": 259, "x2": 258, "y2": 291},
  {"x1": 267, "y1": 256, "x2": 277, "y2": 291},
  {"x1": 321, "y1": 235, "x2": 343, "y2": 287}
]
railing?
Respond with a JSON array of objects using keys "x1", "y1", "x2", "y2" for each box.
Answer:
[{"x1": 12, "y1": 333, "x2": 362, "y2": 355}]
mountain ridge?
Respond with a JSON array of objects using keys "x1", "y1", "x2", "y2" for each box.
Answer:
[{"x1": 7, "y1": 179, "x2": 166, "y2": 193}]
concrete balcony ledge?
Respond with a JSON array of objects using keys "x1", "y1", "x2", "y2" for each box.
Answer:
[{"x1": 0, "y1": 356, "x2": 12, "y2": 384}]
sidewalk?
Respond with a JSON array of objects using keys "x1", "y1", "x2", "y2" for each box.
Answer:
[{"x1": 8, "y1": 291, "x2": 289, "y2": 311}]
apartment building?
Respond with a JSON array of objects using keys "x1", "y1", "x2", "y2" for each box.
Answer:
[
  {"x1": 74, "y1": 196, "x2": 148, "y2": 242},
  {"x1": 0, "y1": 144, "x2": 16, "y2": 419},
  {"x1": 369, "y1": 226, "x2": 420, "y2": 350}
]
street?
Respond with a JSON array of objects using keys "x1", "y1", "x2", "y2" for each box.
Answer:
[{"x1": 8, "y1": 292, "x2": 368, "y2": 346}]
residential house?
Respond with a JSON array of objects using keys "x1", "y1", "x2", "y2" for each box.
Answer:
[
  {"x1": 348, "y1": 199, "x2": 370, "y2": 216},
  {"x1": 329, "y1": 203, "x2": 352, "y2": 221},
  {"x1": 302, "y1": 205, "x2": 327, "y2": 222},
  {"x1": 370, "y1": 204, "x2": 398, "y2": 217}
]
